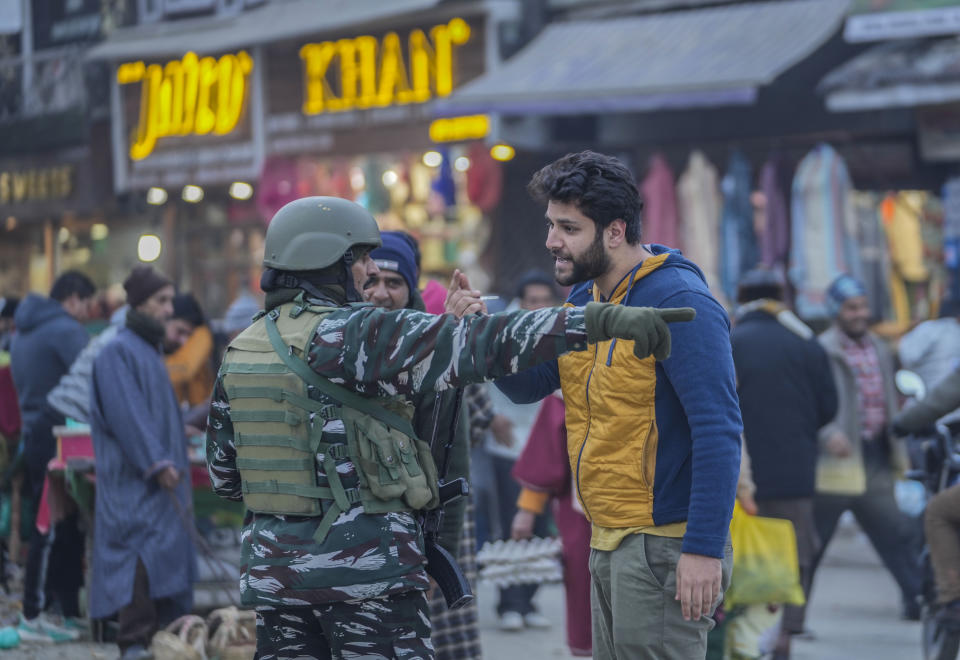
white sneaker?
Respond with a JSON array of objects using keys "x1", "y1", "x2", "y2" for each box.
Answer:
[
  {"x1": 17, "y1": 613, "x2": 80, "y2": 643},
  {"x1": 523, "y1": 611, "x2": 552, "y2": 629},
  {"x1": 499, "y1": 611, "x2": 524, "y2": 632}
]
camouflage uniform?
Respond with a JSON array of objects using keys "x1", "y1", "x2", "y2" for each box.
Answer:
[
  {"x1": 255, "y1": 590, "x2": 432, "y2": 659},
  {"x1": 207, "y1": 292, "x2": 588, "y2": 657}
]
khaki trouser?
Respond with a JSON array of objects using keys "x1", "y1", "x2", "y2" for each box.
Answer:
[
  {"x1": 590, "y1": 533, "x2": 733, "y2": 660},
  {"x1": 926, "y1": 484, "x2": 960, "y2": 604}
]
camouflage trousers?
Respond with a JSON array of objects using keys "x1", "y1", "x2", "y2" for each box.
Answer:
[{"x1": 255, "y1": 590, "x2": 435, "y2": 660}]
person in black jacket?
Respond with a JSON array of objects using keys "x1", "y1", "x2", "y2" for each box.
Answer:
[{"x1": 730, "y1": 269, "x2": 838, "y2": 657}]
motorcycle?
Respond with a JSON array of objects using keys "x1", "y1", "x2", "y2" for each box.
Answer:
[{"x1": 896, "y1": 370, "x2": 960, "y2": 660}]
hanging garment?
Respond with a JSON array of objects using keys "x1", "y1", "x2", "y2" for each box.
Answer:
[
  {"x1": 641, "y1": 153, "x2": 682, "y2": 250},
  {"x1": 919, "y1": 195, "x2": 945, "y2": 318},
  {"x1": 678, "y1": 151, "x2": 723, "y2": 301},
  {"x1": 759, "y1": 156, "x2": 790, "y2": 270},
  {"x1": 720, "y1": 150, "x2": 758, "y2": 304},
  {"x1": 852, "y1": 193, "x2": 892, "y2": 323},
  {"x1": 883, "y1": 192, "x2": 931, "y2": 324},
  {"x1": 466, "y1": 142, "x2": 503, "y2": 213},
  {"x1": 789, "y1": 143, "x2": 862, "y2": 320}
]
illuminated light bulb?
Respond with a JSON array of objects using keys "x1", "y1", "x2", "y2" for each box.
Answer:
[
  {"x1": 454, "y1": 156, "x2": 470, "y2": 172},
  {"x1": 137, "y1": 234, "x2": 162, "y2": 262},
  {"x1": 350, "y1": 167, "x2": 366, "y2": 191},
  {"x1": 146, "y1": 187, "x2": 168, "y2": 205},
  {"x1": 182, "y1": 185, "x2": 204, "y2": 203},
  {"x1": 422, "y1": 151, "x2": 443, "y2": 168},
  {"x1": 382, "y1": 170, "x2": 399, "y2": 187},
  {"x1": 91, "y1": 223, "x2": 109, "y2": 241},
  {"x1": 229, "y1": 181, "x2": 253, "y2": 200},
  {"x1": 490, "y1": 144, "x2": 515, "y2": 162}
]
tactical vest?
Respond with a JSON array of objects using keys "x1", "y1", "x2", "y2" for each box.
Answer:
[{"x1": 220, "y1": 298, "x2": 439, "y2": 542}]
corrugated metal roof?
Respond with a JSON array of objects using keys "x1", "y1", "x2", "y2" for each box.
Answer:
[
  {"x1": 820, "y1": 37, "x2": 960, "y2": 111},
  {"x1": 86, "y1": 0, "x2": 443, "y2": 61},
  {"x1": 436, "y1": 0, "x2": 849, "y2": 115}
]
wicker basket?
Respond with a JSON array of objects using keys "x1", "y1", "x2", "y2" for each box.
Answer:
[
  {"x1": 150, "y1": 615, "x2": 208, "y2": 660},
  {"x1": 206, "y1": 606, "x2": 256, "y2": 660}
]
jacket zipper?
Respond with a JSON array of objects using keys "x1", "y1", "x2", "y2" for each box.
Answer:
[
  {"x1": 575, "y1": 342, "x2": 600, "y2": 521},
  {"x1": 639, "y1": 420, "x2": 655, "y2": 491},
  {"x1": 576, "y1": 266, "x2": 643, "y2": 520}
]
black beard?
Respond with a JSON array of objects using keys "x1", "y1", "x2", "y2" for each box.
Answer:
[{"x1": 554, "y1": 231, "x2": 611, "y2": 286}]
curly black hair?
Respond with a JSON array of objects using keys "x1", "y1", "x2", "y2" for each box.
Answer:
[{"x1": 527, "y1": 151, "x2": 643, "y2": 245}]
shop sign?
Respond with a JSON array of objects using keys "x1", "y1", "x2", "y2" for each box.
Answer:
[
  {"x1": 117, "y1": 50, "x2": 253, "y2": 161},
  {"x1": 0, "y1": 165, "x2": 73, "y2": 204},
  {"x1": 299, "y1": 17, "x2": 471, "y2": 115},
  {"x1": 429, "y1": 114, "x2": 489, "y2": 143},
  {"x1": 32, "y1": 0, "x2": 102, "y2": 50}
]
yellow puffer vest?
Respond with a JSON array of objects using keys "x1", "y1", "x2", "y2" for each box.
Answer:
[
  {"x1": 558, "y1": 256, "x2": 667, "y2": 527},
  {"x1": 220, "y1": 299, "x2": 439, "y2": 541}
]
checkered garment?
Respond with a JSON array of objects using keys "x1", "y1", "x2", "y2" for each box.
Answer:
[
  {"x1": 428, "y1": 500, "x2": 482, "y2": 659},
  {"x1": 839, "y1": 334, "x2": 887, "y2": 441},
  {"x1": 464, "y1": 383, "x2": 495, "y2": 448}
]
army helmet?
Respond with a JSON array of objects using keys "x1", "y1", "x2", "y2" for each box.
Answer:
[{"x1": 263, "y1": 196, "x2": 382, "y2": 271}]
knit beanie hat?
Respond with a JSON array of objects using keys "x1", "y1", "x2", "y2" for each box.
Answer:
[
  {"x1": 515, "y1": 269, "x2": 556, "y2": 302},
  {"x1": 826, "y1": 274, "x2": 867, "y2": 316},
  {"x1": 172, "y1": 293, "x2": 205, "y2": 326},
  {"x1": 123, "y1": 266, "x2": 172, "y2": 308},
  {"x1": 370, "y1": 232, "x2": 418, "y2": 294},
  {"x1": 736, "y1": 268, "x2": 785, "y2": 304}
]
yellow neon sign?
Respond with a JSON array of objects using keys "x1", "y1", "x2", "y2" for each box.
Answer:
[
  {"x1": 429, "y1": 115, "x2": 489, "y2": 143},
  {"x1": 0, "y1": 166, "x2": 73, "y2": 204},
  {"x1": 299, "y1": 17, "x2": 471, "y2": 115},
  {"x1": 117, "y1": 50, "x2": 253, "y2": 161}
]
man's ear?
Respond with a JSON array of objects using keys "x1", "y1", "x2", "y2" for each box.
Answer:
[{"x1": 605, "y1": 219, "x2": 627, "y2": 248}]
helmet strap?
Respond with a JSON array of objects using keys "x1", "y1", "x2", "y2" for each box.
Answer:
[{"x1": 341, "y1": 250, "x2": 363, "y2": 303}]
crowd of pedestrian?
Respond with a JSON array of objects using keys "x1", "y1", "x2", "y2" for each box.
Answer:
[{"x1": 0, "y1": 148, "x2": 953, "y2": 660}]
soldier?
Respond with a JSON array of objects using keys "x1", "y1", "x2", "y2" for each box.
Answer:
[{"x1": 206, "y1": 196, "x2": 693, "y2": 659}]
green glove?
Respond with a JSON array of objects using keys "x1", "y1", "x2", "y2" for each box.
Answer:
[{"x1": 584, "y1": 302, "x2": 697, "y2": 361}]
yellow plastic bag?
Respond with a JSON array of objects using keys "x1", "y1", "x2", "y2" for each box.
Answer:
[{"x1": 725, "y1": 502, "x2": 805, "y2": 608}]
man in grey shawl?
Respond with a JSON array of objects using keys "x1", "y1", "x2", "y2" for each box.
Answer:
[{"x1": 89, "y1": 266, "x2": 196, "y2": 660}]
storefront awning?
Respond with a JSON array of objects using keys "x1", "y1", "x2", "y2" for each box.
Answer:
[
  {"x1": 820, "y1": 38, "x2": 960, "y2": 111},
  {"x1": 86, "y1": 0, "x2": 442, "y2": 61},
  {"x1": 434, "y1": 0, "x2": 849, "y2": 116}
]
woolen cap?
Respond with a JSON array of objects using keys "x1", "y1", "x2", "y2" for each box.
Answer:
[
  {"x1": 370, "y1": 232, "x2": 418, "y2": 294},
  {"x1": 123, "y1": 266, "x2": 172, "y2": 308}
]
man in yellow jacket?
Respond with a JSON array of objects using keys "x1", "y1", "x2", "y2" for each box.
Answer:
[{"x1": 486, "y1": 151, "x2": 742, "y2": 660}]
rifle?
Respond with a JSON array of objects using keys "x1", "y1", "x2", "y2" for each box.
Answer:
[{"x1": 422, "y1": 387, "x2": 474, "y2": 610}]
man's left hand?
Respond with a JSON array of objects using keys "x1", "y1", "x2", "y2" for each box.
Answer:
[
  {"x1": 445, "y1": 269, "x2": 487, "y2": 319},
  {"x1": 675, "y1": 552, "x2": 722, "y2": 621}
]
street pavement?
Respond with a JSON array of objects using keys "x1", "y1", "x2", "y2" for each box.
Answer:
[
  {"x1": 477, "y1": 515, "x2": 922, "y2": 660},
  {"x1": 1, "y1": 516, "x2": 928, "y2": 658}
]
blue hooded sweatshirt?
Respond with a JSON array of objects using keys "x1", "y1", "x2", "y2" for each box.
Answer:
[
  {"x1": 497, "y1": 245, "x2": 742, "y2": 558},
  {"x1": 10, "y1": 294, "x2": 89, "y2": 447}
]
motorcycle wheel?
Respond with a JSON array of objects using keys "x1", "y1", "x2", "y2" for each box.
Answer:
[{"x1": 923, "y1": 615, "x2": 960, "y2": 660}]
